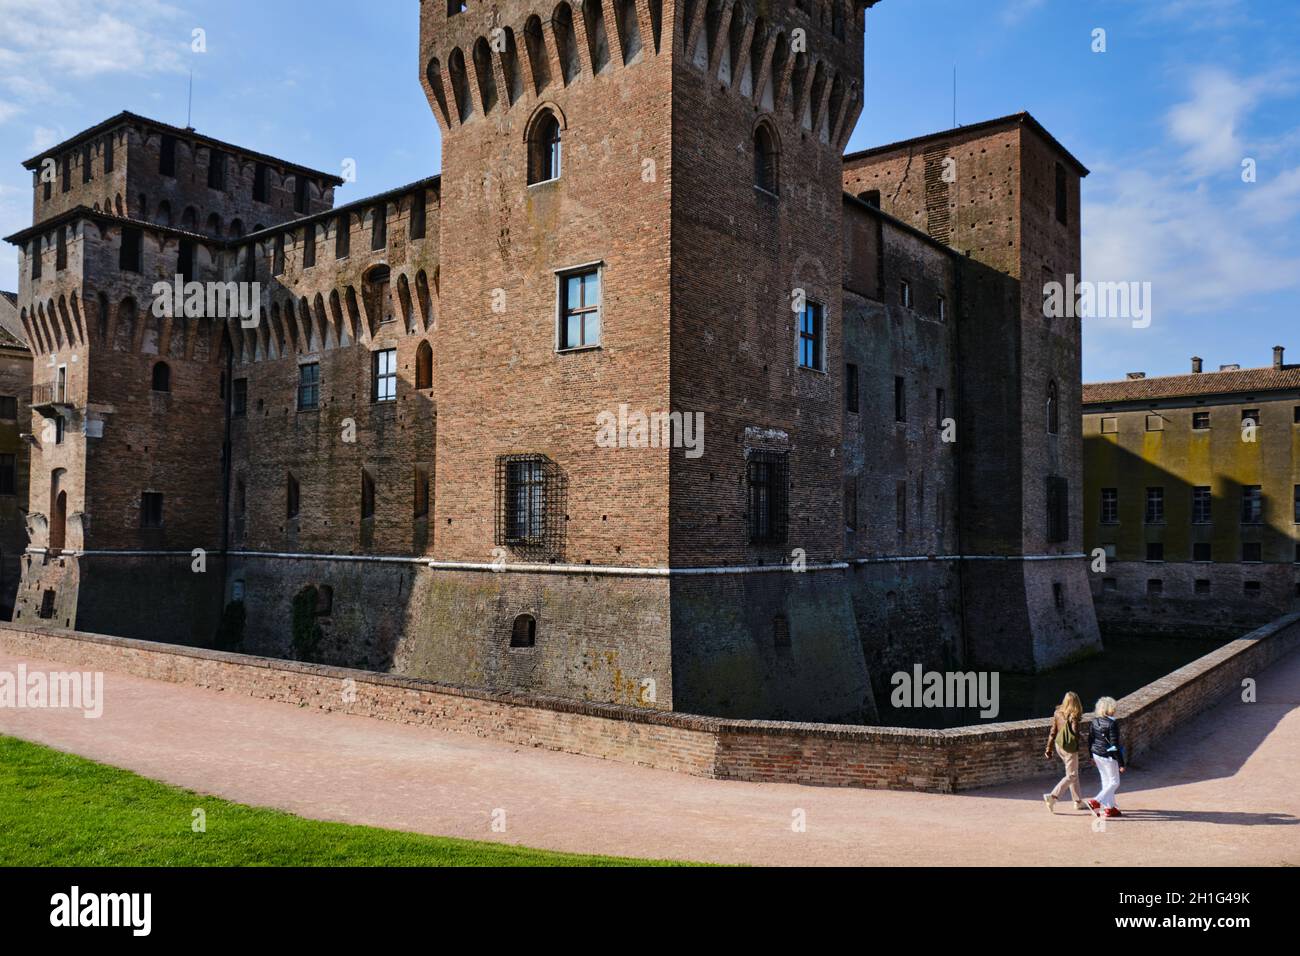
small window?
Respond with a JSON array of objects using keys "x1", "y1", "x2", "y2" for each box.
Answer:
[
  {"x1": 61, "y1": 154, "x2": 71, "y2": 193},
  {"x1": 1244, "y1": 580, "x2": 1262, "y2": 597},
  {"x1": 103, "y1": 134, "x2": 114, "y2": 173},
  {"x1": 0, "y1": 397, "x2": 16, "y2": 420},
  {"x1": 798, "y1": 302, "x2": 824, "y2": 371},
  {"x1": 39, "y1": 589, "x2": 56, "y2": 619},
  {"x1": 1053, "y1": 582, "x2": 1064, "y2": 609},
  {"x1": 55, "y1": 227, "x2": 67, "y2": 271},
  {"x1": 900, "y1": 279, "x2": 912, "y2": 309},
  {"x1": 510, "y1": 613, "x2": 536, "y2": 648},
  {"x1": 1294, "y1": 406, "x2": 1300, "y2": 424},
  {"x1": 1146, "y1": 578, "x2": 1163, "y2": 595},
  {"x1": 754, "y1": 123, "x2": 779, "y2": 194},
  {"x1": 558, "y1": 267, "x2": 601, "y2": 350},
  {"x1": 372, "y1": 349, "x2": 397, "y2": 403},
  {"x1": 294, "y1": 175, "x2": 310, "y2": 214},
  {"x1": 1241, "y1": 485, "x2": 1263, "y2": 525},
  {"x1": 844, "y1": 477, "x2": 858, "y2": 531},
  {"x1": 1100, "y1": 488, "x2": 1118, "y2": 525},
  {"x1": 1242, "y1": 408, "x2": 1260, "y2": 426},
  {"x1": 448, "y1": 1, "x2": 468, "y2": 15},
  {"x1": 747, "y1": 450, "x2": 788, "y2": 544},
  {"x1": 273, "y1": 235, "x2": 285, "y2": 276},
  {"x1": 1100, "y1": 417, "x2": 1118, "y2": 434},
  {"x1": 335, "y1": 214, "x2": 350, "y2": 259},
  {"x1": 361, "y1": 469, "x2": 376, "y2": 520},
  {"x1": 1145, "y1": 414, "x2": 1163, "y2": 431},
  {"x1": 894, "y1": 376, "x2": 906, "y2": 422},
  {"x1": 370, "y1": 204, "x2": 387, "y2": 250},
  {"x1": 936, "y1": 295, "x2": 946, "y2": 323},
  {"x1": 1195, "y1": 578, "x2": 1211, "y2": 594},
  {"x1": 141, "y1": 492, "x2": 164, "y2": 529},
  {"x1": 896, "y1": 480, "x2": 907, "y2": 535},
  {"x1": 1192, "y1": 486, "x2": 1212, "y2": 524},
  {"x1": 30, "y1": 236, "x2": 42, "y2": 280},
  {"x1": 119, "y1": 226, "x2": 142, "y2": 272},
  {"x1": 415, "y1": 341, "x2": 433, "y2": 390},
  {"x1": 178, "y1": 238, "x2": 194, "y2": 283},
  {"x1": 159, "y1": 135, "x2": 176, "y2": 176},
  {"x1": 1145, "y1": 487, "x2": 1165, "y2": 524},
  {"x1": 151, "y1": 362, "x2": 170, "y2": 392},
  {"x1": 1146, "y1": 542, "x2": 1164, "y2": 562},
  {"x1": 1192, "y1": 411, "x2": 1210, "y2": 430},
  {"x1": 1242, "y1": 542, "x2": 1262, "y2": 563},
  {"x1": 82, "y1": 144, "x2": 93, "y2": 183},
  {"x1": 1192, "y1": 541, "x2": 1213, "y2": 562},
  {"x1": 253, "y1": 163, "x2": 269, "y2": 203},
  {"x1": 287, "y1": 473, "x2": 300, "y2": 519},
  {"x1": 858, "y1": 189, "x2": 880, "y2": 207},
  {"x1": 845, "y1": 363, "x2": 859, "y2": 413},
  {"x1": 54, "y1": 415, "x2": 65, "y2": 445},
  {"x1": 499, "y1": 455, "x2": 549, "y2": 547},
  {"x1": 0, "y1": 454, "x2": 15, "y2": 496},
  {"x1": 1103, "y1": 544, "x2": 1116, "y2": 560},
  {"x1": 298, "y1": 363, "x2": 320, "y2": 410},
  {"x1": 207, "y1": 150, "x2": 226, "y2": 191},
  {"x1": 1046, "y1": 476, "x2": 1068, "y2": 543},
  {"x1": 529, "y1": 111, "x2": 563, "y2": 184},
  {"x1": 302, "y1": 224, "x2": 316, "y2": 269},
  {"x1": 410, "y1": 190, "x2": 427, "y2": 240},
  {"x1": 414, "y1": 465, "x2": 430, "y2": 518},
  {"x1": 233, "y1": 378, "x2": 247, "y2": 416}
]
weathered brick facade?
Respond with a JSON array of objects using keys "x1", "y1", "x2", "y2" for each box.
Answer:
[{"x1": 4, "y1": 0, "x2": 1099, "y2": 722}]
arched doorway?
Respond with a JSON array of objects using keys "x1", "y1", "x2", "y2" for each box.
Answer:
[{"x1": 49, "y1": 469, "x2": 67, "y2": 552}]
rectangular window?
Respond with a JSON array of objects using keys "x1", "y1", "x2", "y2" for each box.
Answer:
[
  {"x1": 243, "y1": 242, "x2": 256, "y2": 282},
  {"x1": 159, "y1": 135, "x2": 176, "y2": 176},
  {"x1": 896, "y1": 480, "x2": 907, "y2": 536},
  {"x1": 1242, "y1": 408, "x2": 1260, "y2": 426},
  {"x1": 1146, "y1": 542, "x2": 1164, "y2": 562},
  {"x1": 1145, "y1": 414, "x2": 1164, "y2": 431},
  {"x1": 335, "y1": 214, "x2": 350, "y2": 259},
  {"x1": 899, "y1": 279, "x2": 912, "y2": 309},
  {"x1": 1295, "y1": 406, "x2": 1300, "y2": 424},
  {"x1": 845, "y1": 363, "x2": 859, "y2": 413},
  {"x1": 207, "y1": 150, "x2": 226, "y2": 191},
  {"x1": 298, "y1": 363, "x2": 320, "y2": 410},
  {"x1": 55, "y1": 227, "x2": 67, "y2": 271},
  {"x1": 103, "y1": 134, "x2": 114, "y2": 173},
  {"x1": 936, "y1": 388, "x2": 946, "y2": 429},
  {"x1": 1103, "y1": 578, "x2": 1118, "y2": 593},
  {"x1": 119, "y1": 226, "x2": 142, "y2": 273},
  {"x1": 894, "y1": 376, "x2": 906, "y2": 422},
  {"x1": 1100, "y1": 488, "x2": 1118, "y2": 525},
  {"x1": 1147, "y1": 579, "x2": 1163, "y2": 595},
  {"x1": 0, "y1": 454, "x2": 14, "y2": 496},
  {"x1": 370, "y1": 204, "x2": 387, "y2": 250},
  {"x1": 503, "y1": 457, "x2": 545, "y2": 544},
  {"x1": 1192, "y1": 411, "x2": 1210, "y2": 430},
  {"x1": 1145, "y1": 486, "x2": 1165, "y2": 524},
  {"x1": 30, "y1": 236, "x2": 41, "y2": 279},
  {"x1": 361, "y1": 469, "x2": 376, "y2": 521},
  {"x1": 1244, "y1": 580, "x2": 1261, "y2": 597},
  {"x1": 746, "y1": 451, "x2": 788, "y2": 544},
  {"x1": 254, "y1": 163, "x2": 269, "y2": 203},
  {"x1": 845, "y1": 478, "x2": 858, "y2": 531},
  {"x1": 232, "y1": 378, "x2": 247, "y2": 416},
  {"x1": 302, "y1": 224, "x2": 316, "y2": 269},
  {"x1": 1242, "y1": 542, "x2": 1262, "y2": 563},
  {"x1": 558, "y1": 267, "x2": 601, "y2": 350},
  {"x1": 141, "y1": 492, "x2": 164, "y2": 529},
  {"x1": 82, "y1": 145, "x2": 93, "y2": 183},
  {"x1": 0, "y1": 397, "x2": 15, "y2": 420},
  {"x1": 1193, "y1": 542, "x2": 1212, "y2": 562},
  {"x1": 372, "y1": 349, "x2": 397, "y2": 403},
  {"x1": 1241, "y1": 485, "x2": 1262, "y2": 524},
  {"x1": 273, "y1": 235, "x2": 285, "y2": 276},
  {"x1": 1100, "y1": 417, "x2": 1118, "y2": 434},
  {"x1": 410, "y1": 190, "x2": 427, "y2": 240},
  {"x1": 1192, "y1": 486, "x2": 1212, "y2": 525},
  {"x1": 936, "y1": 295, "x2": 946, "y2": 323},
  {"x1": 1195, "y1": 579, "x2": 1211, "y2": 594},
  {"x1": 798, "y1": 302, "x2": 824, "y2": 370},
  {"x1": 414, "y1": 466, "x2": 430, "y2": 519},
  {"x1": 54, "y1": 414, "x2": 64, "y2": 445},
  {"x1": 1046, "y1": 476, "x2": 1069, "y2": 543},
  {"x1": 178, "y1": 238, "x2": 194, "y2": 283},
  {"x1": 287, "y1": 473, "x2": 300, "y2": 519},
  {"x1": 295, "y1": 175, "x2": 310, "y2": 214}
]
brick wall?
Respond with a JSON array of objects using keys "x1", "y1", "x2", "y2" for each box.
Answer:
[{"x1": 3, "y1": 611, "x2": 1293, "y2": 792}]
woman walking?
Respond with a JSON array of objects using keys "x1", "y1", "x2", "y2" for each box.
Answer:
[
  {"x1": 1088, "y1": 696, "x2": 1126, "y2": 818},
  {"x1": 1042, "y1": 691, "x2": 1085, "y2": 812}
]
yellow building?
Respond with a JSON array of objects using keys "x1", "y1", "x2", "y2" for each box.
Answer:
[{"x1": 1082, "y1": 349, "x2": 1300, "y2": 635}]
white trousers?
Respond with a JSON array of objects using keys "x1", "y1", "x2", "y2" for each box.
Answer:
[{"x1": 1093, "y1": 754, "x2": 1121, "y2": 808}]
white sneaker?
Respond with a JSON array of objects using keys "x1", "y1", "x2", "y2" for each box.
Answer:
[{"x1": 1043, "y1": 793, "x2": 1057, "y2": 813}]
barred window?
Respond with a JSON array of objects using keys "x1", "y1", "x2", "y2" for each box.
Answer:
[
  {"x1": 746, "y1": 450, "x2": 788, "y2": 544},
  {"x1": 495, "y1": 454, "x2": 565, "y2": 560},
  {"x1": 506, "y1": 457, "x2": 545, "y2": 543}
]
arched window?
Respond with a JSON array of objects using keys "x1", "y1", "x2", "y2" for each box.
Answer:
[
  {"x1": 50, "y1": 470, "x2": 68, "y2": 553},
  {"x1": 415, "y1": 340, "x2": 433, "y2": 389},
  {"x1": 206, "y1": 212, "x2": 222, "y2": 236},
  {"x1": 529, "y1": 110, "x2": 562, "y2": 184},
  {"x1": 152, "y1": 361, "x2": 170, "y2": 392},
  {"x1": 754, "y1": 122, "x2": 779, "y2": 194},
  {"x1": 510, "y1": 613, "x2": 536, "y2": 648},
  {"x1": 1047, "y1": 380, "x2": 1059, "y2": 434}
]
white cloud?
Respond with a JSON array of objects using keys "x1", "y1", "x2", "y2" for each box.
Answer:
[
  {"x1": 1164, "y1": 68, "x2": 1285, "y2": 176},
  {"x1": 1000, "y1": 0, "x2": 1045, "y2": 25}
]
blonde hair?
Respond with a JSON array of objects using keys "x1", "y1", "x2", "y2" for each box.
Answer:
[
  {"x1": 1095, "y1": 696, "x2": 1118, "y2": 716},
  {"x1": 1056, "y1": 691, "x2": 1082, "y2": 720}
]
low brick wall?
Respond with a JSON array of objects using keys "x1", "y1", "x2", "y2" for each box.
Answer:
[{"x1": 2, "y1": 613, "x2": 1297, "y2": 793}]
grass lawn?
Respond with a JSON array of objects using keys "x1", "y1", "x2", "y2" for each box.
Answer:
[{"x1": 0, "y1": 735, "x2": 685, "y2": 866}]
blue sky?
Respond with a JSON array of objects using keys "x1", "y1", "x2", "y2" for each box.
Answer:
[{"x1": 1, "y1": 0, "x2": 1296, "y2": 382}]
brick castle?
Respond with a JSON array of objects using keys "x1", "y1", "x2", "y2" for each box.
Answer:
[{"x1": 4, "y1": 0, "x2": 1099, "y2": 722}]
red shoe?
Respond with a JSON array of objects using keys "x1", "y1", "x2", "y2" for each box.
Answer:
[
  {"x1": 1104, "y1": 807, "x2": 1122, "y2": 818},
  {"x1": 1087, "y1": 799, "x2": 1101, "y2": 810}
]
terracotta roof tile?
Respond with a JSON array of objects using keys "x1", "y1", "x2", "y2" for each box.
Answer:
[{"x1": 1083, "y1": 365, "x2": 1300, "y2": 405}]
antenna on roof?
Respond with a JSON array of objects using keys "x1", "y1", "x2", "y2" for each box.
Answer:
[{"x1": 186, "y1": 69, "x2": 194, "y2": 130}]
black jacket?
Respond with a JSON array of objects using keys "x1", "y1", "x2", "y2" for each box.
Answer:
[{"x1": 1089, "y1": 716, "x2": 1125, "y2": 768}]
